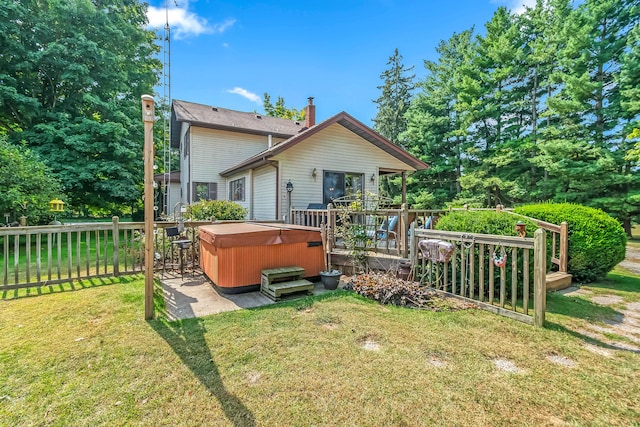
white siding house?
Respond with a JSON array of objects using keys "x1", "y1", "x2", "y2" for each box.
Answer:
[{"x1": 170, "y1": 98, "x2": 428, "y2": 220}]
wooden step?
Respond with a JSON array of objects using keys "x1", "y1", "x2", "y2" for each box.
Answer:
[
  {"x1": 261, "y1": 266, "x2": 306, "y2": 295},
  {"x1": 546, "y1": 272, "x2": 573, "y2": 291},
  {"x1": 261, "y1": 279, "x2": 314, "y2": 301}
]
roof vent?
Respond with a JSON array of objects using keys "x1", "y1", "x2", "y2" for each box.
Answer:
[
  {"x1": 212, "y1": 107, "x2": 218, "y2": 112},
  {"x1": 256, "y1": 114, "x2": 262, "y2": 119}
]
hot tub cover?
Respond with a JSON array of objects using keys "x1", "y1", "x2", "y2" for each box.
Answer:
[{"x1": 199, "y1": 223, "x2": 321, "y2": 248}]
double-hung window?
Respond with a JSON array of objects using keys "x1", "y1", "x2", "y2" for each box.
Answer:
[{"x1": 229, "y1": 178, "x2": 245, "y2": 202}]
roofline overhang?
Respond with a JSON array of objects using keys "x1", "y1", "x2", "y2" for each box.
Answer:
[
  {"x1": 219, "y1": 111, "x2": 428, "y2": 177},
  {"x1": 170, "y1": 100, "x2": 302, "y2": 148}
]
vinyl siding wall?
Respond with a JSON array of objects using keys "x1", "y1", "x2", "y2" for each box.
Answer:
[
  {"x1": 252, "y1": 165, "x2": 277, "y2": 220},
  {"x1": 274, "y1": 123, "x2": 412, "y2": 220},
  {"x1": 185, "y1": 127, "x2": 284, "y2": 203},
  {"x1": 180, "y1": 122, "x2": 190, "y2": 204}
]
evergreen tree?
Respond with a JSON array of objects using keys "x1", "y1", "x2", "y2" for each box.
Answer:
[
  {"x1": 403, "y1": 30, "x2": 477, "y2": 207},
  {"x1": 373, "y1": 49, "x2": 415, "y2": 146}
]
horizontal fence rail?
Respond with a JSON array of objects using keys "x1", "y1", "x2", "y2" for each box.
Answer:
[
  {"x1": 290, "y1": 205, "x2": 567, "y2": 280},
  {"x1": 413, "y1": 228, "x2": 546, "y2": 326},
  {"x1": 0, "y1": 218, "x2": 210, "y2": 290},
  {"x1": 504, "y1": 212, "x2": 568, "y2": 274}
]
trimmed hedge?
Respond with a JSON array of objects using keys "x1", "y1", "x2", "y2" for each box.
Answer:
[
  {"x1": 434, "y1": 210, "x2": 538, "y2": 238},
  {"x1": 514, "y1": 203, "x2": 626, "y2": 283},
  {"x1": 432, "y1": 210, "x2": 539, "y2": 300},
  {"x1": 185, "y1": 200, "x2": 247, "y2": 221}
]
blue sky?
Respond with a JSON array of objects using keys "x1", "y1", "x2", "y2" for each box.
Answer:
[{"x1": 147, "y1": 0, "x2": 537, "y2": 126}]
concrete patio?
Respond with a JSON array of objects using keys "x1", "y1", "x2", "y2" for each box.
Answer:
[{"x1": 160, "y1": 270, "x2": 338, "y2": 321}]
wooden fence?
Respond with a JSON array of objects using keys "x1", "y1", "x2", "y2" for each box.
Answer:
[
  {"x1": 291, "y1": 204, "x2": 568, "y2": 276},
  {"x1": 0, "y1": 218, "x2": 209, "y2": 290},
  {"x1": 412, "y1": 228, "x2": 546, "y2": 326}
]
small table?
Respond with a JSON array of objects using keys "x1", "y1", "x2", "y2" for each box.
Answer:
[{"x1": 171, "y1": 239, "x2": 192, "y2": 279}]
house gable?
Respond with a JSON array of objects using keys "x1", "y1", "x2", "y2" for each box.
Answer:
[
  {"x1": 273, "y1": 122, "x2": 412, "y2": 216},
  {"x1": 220, "y1": 111, "x2": 428, "y2": 177}
]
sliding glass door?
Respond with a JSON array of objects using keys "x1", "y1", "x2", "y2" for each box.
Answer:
[{"x1": 323, "y1": 171, "x2": 364, "y2": 204}]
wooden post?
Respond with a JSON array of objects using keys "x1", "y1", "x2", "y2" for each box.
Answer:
[
  {"x1": 533, "y1": 228, "x2": 546, "y2": 327},
  {"x1": 409, "y1": 222, "x2": 415, "y2": 266},
  {"x1": 559, "y1": 221, "x2": 568, "y2": 273},
  {"x1": 112, "y1": 216, "x2": 120, "y2": 277},
  {"x1": 142, "y1": 95, "x2": 155, "y2": 320},
  {"x1": 401, "y1": 203, "x2": 409, "y2": 258}
]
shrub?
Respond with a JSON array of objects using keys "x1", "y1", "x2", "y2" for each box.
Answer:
[
  {"x1": 186, "y1": 200, "x2": 247, "y2": 221},
  {"x1": 434, "y1": 210, "x2": 538, "y2": 237},
  {"x1": 514, "y1": 203, "x2": 626, "y2": 283}
]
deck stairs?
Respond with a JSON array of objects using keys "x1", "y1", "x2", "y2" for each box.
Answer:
[
  {"x1": 261, "y1": 266, "x2": 314, "y2": 301},
  {"x1": 546, "y1": 271, "x2": 573, "y2": 291}
]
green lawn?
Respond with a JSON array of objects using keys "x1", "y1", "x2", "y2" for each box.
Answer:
[{"x1": 1, "y1": 273, "x2": 639, "y2": 426}]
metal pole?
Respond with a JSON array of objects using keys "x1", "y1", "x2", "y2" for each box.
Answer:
[{"x1": 142, "y1": 95, "x2": 155, "y2": 320}]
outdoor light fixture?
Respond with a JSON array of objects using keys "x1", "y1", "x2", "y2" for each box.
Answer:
[
  {"x1": 370, "y1": 173, "x2": 376, "y2": 183},
  {"x1": 312, "y1": 168, "x2": 317, "y2": 179},
  {"x1": 286, "y1": 180, "x2": 294, "y2": 192}
]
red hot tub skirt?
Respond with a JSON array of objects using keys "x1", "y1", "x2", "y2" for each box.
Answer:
[{"x1": 199, "y1": 223, "x2": 324, "y2": 293}]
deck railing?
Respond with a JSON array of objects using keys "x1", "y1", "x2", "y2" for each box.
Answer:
[
  {"x1": 290, "y1": 204, "x2": 568, "y2": 276},
  {"x1": 413, "y1": 228, "x2": 547, "y2": 326},
  {"x1": 0, "y1": 218, "x2": 209, "y2": 290},
  {"x1": 504, "y1": 212, "x2": 568, "y2": 274},
  {"x1": 290, "y1": 209, "x2": 329, "y2": 228}
]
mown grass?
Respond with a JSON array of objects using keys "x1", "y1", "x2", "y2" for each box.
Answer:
[{"x1": 1, "y1": 274, "x2": 639, "y2": 426}]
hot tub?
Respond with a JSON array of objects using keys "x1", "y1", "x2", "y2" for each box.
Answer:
[{"x1": 199, "y1": 223, "x2": 324, "y2": 293}]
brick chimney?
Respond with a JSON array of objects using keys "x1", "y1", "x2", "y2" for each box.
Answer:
[{"x1": 305, "y1": 97, "x2": 316, "y2": 128}]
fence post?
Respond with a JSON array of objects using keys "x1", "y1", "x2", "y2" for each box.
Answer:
[
  {"x1": 534, "y1": 228, "x2": 547, "y2": 327},
  {"x1": 112, "y1": 216, "x2": 120, "y2": 276},
  {"x1": 401, "y1": 203, "x2": 409, "y2": 258},
  {"x1": 409, "y1": 222, "x2": 415, "y2": 264},
  {"x1": 560, "y1": 221, "x2": 568, "y2": 273},
  {"x1": 327, "y1": 203, "x2": 335, "y2": 248}
]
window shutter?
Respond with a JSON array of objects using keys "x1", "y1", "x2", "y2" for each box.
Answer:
[{"x1": 208, "y1": 183, "x2": 217, "y2": 200}]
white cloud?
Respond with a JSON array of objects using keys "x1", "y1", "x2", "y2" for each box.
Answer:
[
  {"x1": 212, "y1": 18, "x2": 236, "y2": 34},
  {"x1": 492, "y1": 0, "x2": 537, "y2": 15},
  {"x1": 147, "y1": 5, "x2": 235, "y2": 40},
  {"x1": 227, "y1": 87, "x2": 262, "y2": 104}
]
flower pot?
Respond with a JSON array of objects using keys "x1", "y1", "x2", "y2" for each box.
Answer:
[
  {"x1": 397, "y1": 260, "x2": 412, "y2": 281},
  {"x1": 320, "y1": 270, "x2": 342, "y2": 290}
]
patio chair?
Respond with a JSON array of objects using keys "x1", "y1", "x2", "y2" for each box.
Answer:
[
  {"x1": 164, "y1": 226, "x2": 191, "y2": 279},
  {"x1": 375, "y1": 215, "x2": 399, "y2": 247}
]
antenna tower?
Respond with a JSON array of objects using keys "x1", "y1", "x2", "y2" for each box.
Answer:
[{"x1": 161, "y1": 0, "x2": 173, "y2": 214}]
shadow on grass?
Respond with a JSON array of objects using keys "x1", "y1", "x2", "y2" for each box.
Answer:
[
  {"x1": 582, "y1": 271, "x2": 640, "y2": 294},
  {"x1": 151, "y1": 285, "x2": 255, "y2": 427},
  {"x1": 546, "y1": 292, "x2": 622, "y2": 323},
  {"x1": 545, "y1": 320, "x2": 640, "y2": 354},
  {"x1": 1, "y1": 274, "x2": 142, "y2": 300}
]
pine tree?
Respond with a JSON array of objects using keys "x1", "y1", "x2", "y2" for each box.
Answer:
[
  {"x1": 403, "y1": 31, "x2": 477, "y2": 207},
  {"x1": 373, "y1": 49, "x2": 415, "y2": 146}
]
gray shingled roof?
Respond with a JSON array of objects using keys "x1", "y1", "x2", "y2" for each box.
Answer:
[{"x1": 170, "y1": 100, "x2": 305, "y2": 147}]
